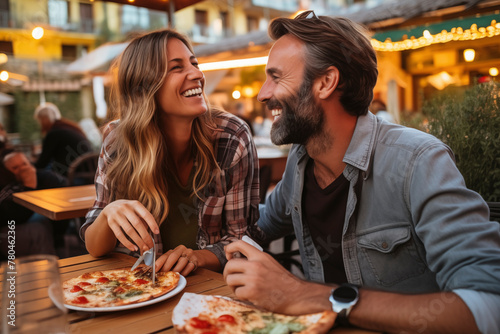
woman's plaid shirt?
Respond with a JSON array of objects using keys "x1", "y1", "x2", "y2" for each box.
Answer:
[{"x1": 80, "y1": 111, "x2": 264, "y2": 266}]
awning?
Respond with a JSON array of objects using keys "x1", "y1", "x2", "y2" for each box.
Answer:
[
  {"x1": 372, "y1": 13, "x2": 499, "y2": 42},
  {"x1": 0, "y1": 92, "x2": 14, "y2": 106},
  {"x1": 66, "y1": 42, "x2": 128, "y2": 75}
]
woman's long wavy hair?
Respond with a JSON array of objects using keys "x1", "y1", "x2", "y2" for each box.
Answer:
[{"x1": 106, "y1": 29, "x2": 217, "y2": 224}]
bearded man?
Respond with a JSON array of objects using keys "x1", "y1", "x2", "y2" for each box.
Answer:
[{"x1": 223, "y1": 11, "x2": 500, "y2": 334}]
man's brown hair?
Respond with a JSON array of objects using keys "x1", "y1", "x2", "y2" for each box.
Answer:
[{"x1": 269, "y1": 10, "x2": 378, "y2": 116}]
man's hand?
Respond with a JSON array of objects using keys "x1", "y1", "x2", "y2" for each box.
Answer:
[
  {"x1": 223, "y1": 240, "x2": 331, "y2": 315},
  {"x1": 17, "y1": 165, "x2": 37, "y2": 188}
]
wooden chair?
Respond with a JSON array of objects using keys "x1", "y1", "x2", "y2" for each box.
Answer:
[
  {"x1": 259, "y1": 165, "x2": 272, "y2": 204},
  {"x1": 489, "y1": 202, "x2": 500, "y2": 222},
  {"x1": 67, "y1": 152, "x2": 99, "y2": 186},
  {"x1": 63, "y1": 152, "x2": 99, "y2": 258}
]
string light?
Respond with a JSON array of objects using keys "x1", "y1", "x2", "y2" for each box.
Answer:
[{"x1": 372, "y1": 20, "x2": 500, "y2": 52}]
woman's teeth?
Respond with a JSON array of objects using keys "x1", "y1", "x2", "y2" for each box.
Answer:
[{"x1": 183, "y1": 87, "x2": 202, "y2": 97}]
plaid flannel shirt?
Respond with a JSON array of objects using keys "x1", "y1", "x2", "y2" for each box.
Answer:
[{"x1": 80, "y1": 111, "x2": 263, "y2": 266}]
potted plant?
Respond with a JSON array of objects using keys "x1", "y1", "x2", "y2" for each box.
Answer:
[{"x1": 422, "y1": 82, "x2": 500, "y2": 220}]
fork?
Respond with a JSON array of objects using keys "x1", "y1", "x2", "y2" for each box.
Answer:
[{"x1": 131, "y1": 233, "x2": 156, "y2": 284}]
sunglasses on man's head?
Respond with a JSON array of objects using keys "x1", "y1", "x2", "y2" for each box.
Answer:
[{"x1": 304, "y1": 11, "x2": 318, "y2": 19}]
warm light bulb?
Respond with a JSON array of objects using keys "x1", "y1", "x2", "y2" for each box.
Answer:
[
  {"x1": 423, "y1": 30, "x2": 432, "y2": 38},
  {"x1": 0, "y1": 53, "x2": 7, "y2": 64},
  {"x1": 32, "y1": 27, "x2": 44, "y2": 40},
  {"x1": 232, "y1": 90, "x2": 241, "y2": 99},
  {"x1": 0, "y1": 71, "x2": 9, "y2": 81},
  {"x1": 242, "y1": 86, "x2": 254, "y2": 98},
  {"x1": 490, "y1": 67, "x2": 499, "y2": 77},
  {"x1": 463, "y1": 49, "x2": 475, "y2": 62}
]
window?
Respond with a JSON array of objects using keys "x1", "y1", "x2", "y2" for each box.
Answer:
[
  {"x1": 247, "y1": 16, "x2": 258, "y2": 32},
  {"x1": 195, "y1": 10, "x2": 209, "y2": 37},
  {"x1": 220, "y1": 12, "x2": 231, "y2": 36},
  {"x1": 220, "y1": 11, "x2": 229, "y2": 37},
  {"x1": 62, "y1": 45, "x2": 77, "y2": 61},
  {"x1": 0, "y1": 0, "x2": 10, "y2": 28},
  {"x1": 79, "y1": 3, "x2": 93, "y2": 33},
  {"x1": 0, "y1": 41, "x2": 13, "y2": 55},
  {"x1": 121, "y1": 5, "x2": 150, "y2": 33},
  {"x1": 48, "y1": 0, "x2": 69, "y2": 28}
]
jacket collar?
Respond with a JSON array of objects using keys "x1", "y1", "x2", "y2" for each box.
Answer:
[
  {"x1": 293, "y1": 112, "x2": 378, "y2": 179},
  {"x1": 343, "y1": 111, "x2": 378, "y2": 179}
]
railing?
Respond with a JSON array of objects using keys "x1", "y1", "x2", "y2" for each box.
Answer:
[
  {"x1": 0, "y1": 10, "x2": 10, "y2": 28},
  {"x1": 190, "y1": 25, "x2": 234, "y2": 44}
]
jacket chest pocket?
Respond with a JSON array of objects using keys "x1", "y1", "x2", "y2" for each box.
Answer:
[{"x1": 358, "y1": 225, "x2": 426, "y2": 287}]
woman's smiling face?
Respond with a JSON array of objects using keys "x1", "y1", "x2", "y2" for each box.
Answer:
[{"x1": 156, "y1": 38, "x2": 207, "y2": 121}]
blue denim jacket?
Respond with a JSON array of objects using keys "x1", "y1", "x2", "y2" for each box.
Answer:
[{"x1": 258, "y1": 112, "x2": 500, "y2": 295}]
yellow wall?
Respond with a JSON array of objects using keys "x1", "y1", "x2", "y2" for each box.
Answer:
[
  {"x1": 176, "y1": 7, "x2": 196, "y2": 33},
  {"x1": 374, "y1": 51, "x2": 413, "y2": 118},
  {"x1": 0, "y1": 0, "x2": 99, "y2": 61},
  {"x1": 11, "y1": 0, "x2": 47, "y2": 27},
  {"x1": 232, "y1": 10, "x2": 248, "y2": 35},
  {"x1": 69, "y1": 0, "x2": 81, "y2": 24},
  {"x1": 93, "y1": 1, "x2": 122, "y2": 38},
  {"x1": 176, "y1": 1, "x2": 253, "y2": 37},
  {"x1": 0, "y1": 28, "x2": 95, "y2": 61}
]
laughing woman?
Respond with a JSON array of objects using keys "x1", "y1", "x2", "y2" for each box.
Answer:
[{"x1": 81, "y1": 29, "x2": 262, "y2": 276}]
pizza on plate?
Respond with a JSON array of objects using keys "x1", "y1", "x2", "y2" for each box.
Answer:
[
  {"x1": 172, "y1": 293, "x2": 336, "y2": 334},
  {"x1": 62, "y1": 266, "x2": 180, "y2": 308}
]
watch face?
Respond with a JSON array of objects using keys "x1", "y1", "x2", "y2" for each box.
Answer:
[{"x1": 333, "y1": 286, "x2": 357, "y2": 303}]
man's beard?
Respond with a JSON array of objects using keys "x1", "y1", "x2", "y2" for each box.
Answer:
[{"x1": 269, "y1": 81, "x2": 324, "y2": 146}]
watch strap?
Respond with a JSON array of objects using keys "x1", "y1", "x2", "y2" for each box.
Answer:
[
  {"x1": 332, "y1": 283, "x2": 359, "y2": 327},
  {"x1": 335, "y1": 309, "x2": 351, "y2": 327}
]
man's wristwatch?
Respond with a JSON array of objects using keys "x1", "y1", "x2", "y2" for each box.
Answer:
[{"x1": 329, "y1": 283, "x2": 359, "y2": 327}]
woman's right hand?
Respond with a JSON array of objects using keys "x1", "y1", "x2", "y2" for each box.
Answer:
[{"x1": 101, "y1": 199, "x2": 159, "y2": 253}]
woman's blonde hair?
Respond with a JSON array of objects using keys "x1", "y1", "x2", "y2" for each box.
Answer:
[{"x1": 106, "y1": 29, "x2": 217, "y2": 224}]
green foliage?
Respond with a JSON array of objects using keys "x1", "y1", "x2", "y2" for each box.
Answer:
[{"x1": 423, "y1": 82, "x2": 500, "y2": 202}]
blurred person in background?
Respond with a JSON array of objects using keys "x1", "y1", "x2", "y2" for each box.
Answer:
[
  {"x1": 229, "y1": 102, "x2": 254, "y2": 136},
  {"x1": 82, "y1": 29, "x2": 263, "y2": 277},
  {"x1": 0, "y1": 122, "x2": 14, "y2": 188},
  {"x1": 0, "y1": 122, "x2": 9, "y2": 152},
  {"x1": 34, "y1": 102, "x2": 93, "y2": 177},
  {"x1": 0, "y1": 151, "x2": 67, "y2": 257},
  {"x1": 369, "y1": 99, "x2": 394, "y2": 123}
]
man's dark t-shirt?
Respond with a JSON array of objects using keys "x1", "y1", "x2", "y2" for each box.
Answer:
[{"x1": 302, "y1": 159, "x2": 349, "y2": 284}]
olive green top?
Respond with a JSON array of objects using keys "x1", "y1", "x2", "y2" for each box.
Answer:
[{"x1": 160, "y1": 167, "x2": 199, "y2": 250}]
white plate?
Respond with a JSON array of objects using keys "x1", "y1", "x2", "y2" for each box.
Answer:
[{"x1": 63, "y1": 275, "x2": 186, "y2": 312}]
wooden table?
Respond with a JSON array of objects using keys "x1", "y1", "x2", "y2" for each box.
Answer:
[
  {"x1": 59, "y1": 253, "x2": 231, "y2": 333},
  {"x1": 12, "y1": 184, "x2": 95, "y2": 221},
  {"x1": 58, "y1": 253, "x2": 377, "y2": 334}
]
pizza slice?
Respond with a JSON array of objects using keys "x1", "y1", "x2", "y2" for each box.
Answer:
[
  {"x1": 63, "y1": 266, "x2": 180, "y2": 308},
  {"x1": 172, "y1": 293, "x2": 336, "y2": 334}
]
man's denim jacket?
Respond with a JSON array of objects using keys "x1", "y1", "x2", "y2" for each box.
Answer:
[{"x1": 258, "y1": 112, "x2": 500, "y2": 295}]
